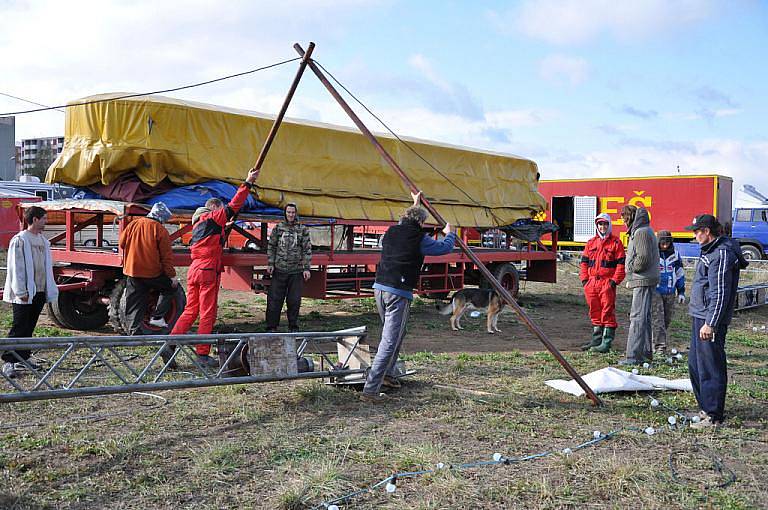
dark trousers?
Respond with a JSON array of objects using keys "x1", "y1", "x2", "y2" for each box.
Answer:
[
  {"x1": 125, "y1": 275, "x2": 175, "y2": 335},
  {"x1": 688, "y1": 316, "x2": 728, "y2": 421},
  {"x1": 2, "y1": 292, "x2": 47, "y2": 362},
  {"x1": 266, "y1": 270, "x2": 303, "y2": 330}
]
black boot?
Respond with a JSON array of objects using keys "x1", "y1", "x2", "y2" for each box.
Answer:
[{"x1": 581, "y1": 326, "x2": 604, "y2": 351}]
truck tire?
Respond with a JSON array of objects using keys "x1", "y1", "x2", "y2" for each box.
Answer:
[
  {"x1": 741, "y1": 244, "x2": 763, "y2": 261},
  {"x1": 47, "y1": 291, "x2": 109, "y2": 331},
  {"x1": 109, "y1": 278, "x2": 186, "y2": 335},
  {"x1": 482, "y1": 263, "x2": 520, "y2": 299}
]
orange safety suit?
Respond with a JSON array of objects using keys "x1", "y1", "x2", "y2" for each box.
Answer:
[
  {"x1": 579, "y1": 231, "x2": 626, "y2": 328},
  {"x1": 171, "y1": 183, "x2": 252, "y2": 354}
]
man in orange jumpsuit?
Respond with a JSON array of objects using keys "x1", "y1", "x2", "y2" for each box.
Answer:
[
  {"x1": 579, "y1": 213, "x2": 626, "y2": 353},
  {"x1": 170, "y1": 168, "x2": 259, "y2": 367}
]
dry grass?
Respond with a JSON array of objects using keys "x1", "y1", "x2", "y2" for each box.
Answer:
[{"x1": 1, "y1": 264, "x2": 767, "y2": 509}]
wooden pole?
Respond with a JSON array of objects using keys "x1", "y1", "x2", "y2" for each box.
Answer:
[{"x1": 294, "y1": 43, "x2": 602, "y2": 406}]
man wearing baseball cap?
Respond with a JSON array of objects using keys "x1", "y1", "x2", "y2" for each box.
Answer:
[{"x1": 685, "y1": 214, "x2": 748, "y2": 429}]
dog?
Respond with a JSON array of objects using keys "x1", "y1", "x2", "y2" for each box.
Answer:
[{"x1": 437, "y1": 288, "x2": 507, "y2": 334}]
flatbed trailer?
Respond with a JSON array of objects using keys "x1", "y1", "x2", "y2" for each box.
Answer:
[{"x1": 18, "y1": 200, "x2": 558, "y2": 335}]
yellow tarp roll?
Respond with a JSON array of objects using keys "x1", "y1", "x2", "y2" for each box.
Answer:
[{"x1": 47, "y1": 93, "x2": 546, "y2": 227}]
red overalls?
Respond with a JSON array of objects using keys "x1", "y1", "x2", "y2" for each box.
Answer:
[
  {"x1": 579, "y1": 233, "x2": 626, "y2": 328},
  {"x1": 171, "y1": 184, "x2": 251, "y2": 354}
]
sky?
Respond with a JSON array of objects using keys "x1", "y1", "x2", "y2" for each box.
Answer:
[{"x1": 1, "y1": 0, "x2": 766, "y2": 204}]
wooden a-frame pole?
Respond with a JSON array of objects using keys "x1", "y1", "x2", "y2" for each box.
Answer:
[{"x1": 293, "y1": 42, "x2": 603, "y2": 406}]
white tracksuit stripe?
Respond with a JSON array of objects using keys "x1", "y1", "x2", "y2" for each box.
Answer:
[{"x1": 710, "y1": 248, "x2": 727, "y2": 326}]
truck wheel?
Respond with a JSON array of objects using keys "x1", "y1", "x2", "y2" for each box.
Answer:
[
  {"x1": 741, "y1": 244, "x2": 763, "y2": 261},
  {"x1": 482, "y1": 263, "x2": 520, "y2": 299},
  {"x1": 47, "y1": 291, "x2": 109, "y2": 330},
  {"x1": 109, "y1": 278, "x2": 186, "y2": 335}
]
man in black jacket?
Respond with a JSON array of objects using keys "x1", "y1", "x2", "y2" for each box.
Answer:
[
  {"x1": 685, "y1": 214, "x2": 747, "y2": 429},
  {"x1": 362, "y1": 192, "x2": 456, "y2": 402}
]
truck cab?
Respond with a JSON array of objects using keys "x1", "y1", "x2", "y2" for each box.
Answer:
[{"x1": 733, "y1": 207, "x2": 768, "y2": 260}]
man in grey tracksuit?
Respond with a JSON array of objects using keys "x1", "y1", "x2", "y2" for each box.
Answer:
[{"x1": 621, "y1": 207, "x2": 660, "y2": 365}]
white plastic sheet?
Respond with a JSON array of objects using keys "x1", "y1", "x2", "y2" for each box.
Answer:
[{"x1": 545, "y1": 367, "x2": 692, "y2": 397}]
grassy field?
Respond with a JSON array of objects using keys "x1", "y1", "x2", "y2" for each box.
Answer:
[{"x1": 1, "y1": 262, "x2": 767, "y2": 509}]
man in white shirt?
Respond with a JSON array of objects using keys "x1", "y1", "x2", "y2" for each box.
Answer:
[{"x1": 2, "y1": 206, "x2": 59, "y2": 379}]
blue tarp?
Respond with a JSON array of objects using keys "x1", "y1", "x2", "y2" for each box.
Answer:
[{"x1": 75, "y1": 180, "x2": 283, "y2": 215}]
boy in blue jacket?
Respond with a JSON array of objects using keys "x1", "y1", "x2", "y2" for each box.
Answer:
[{"x1": 651, "y1": 230, "x2": 686, "y2": 354}]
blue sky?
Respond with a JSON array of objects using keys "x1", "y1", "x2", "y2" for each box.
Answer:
[{"x1": 1, "y1": 0, "x2": 766, "y2": 202}]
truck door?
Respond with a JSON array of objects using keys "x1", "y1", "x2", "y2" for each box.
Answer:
[{"x1": 573, "y1": 196, "x2": 598, "y2": 242}]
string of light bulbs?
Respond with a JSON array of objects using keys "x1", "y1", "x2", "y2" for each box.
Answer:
[{"x1": 313, "y1": 394, "x2": 727, "y2": 509}]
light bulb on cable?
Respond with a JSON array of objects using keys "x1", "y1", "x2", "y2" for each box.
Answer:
[
  {"x1": 385, "y1": 480, "x2": 397, "y2": 494},
  {"x1": 593, "y1": 430, "x2": 601, "y2": 439},
  {"x1": 671, "y1": 348, "x2": 678, "y2": 355},
  {"x1": 667, "y1": 415, "x2": 677, "y2": 426},
  {"x1": 328, "y1": 505, "x2": 339, "y2": 510},
  {"x1": 492, "y1": 453, "x2": 503, "y2": 462},
  {"x1": 562, "y1": 448, "x2": 572, "y2": 455},
  {"x1": 650, "y1": 399, "x2": 660, "y2": 407},
  {"x1": 691, "y1": 415, "x2": 701, "y2": 423},
  {"x1": 632, "y1": 368, "x2": 639, "y2": 375},
  {"x1": 644, "y1": 427, "x2": 655, "y2": 435},
  {"x1": 436, "y1": 462, "x2": 445, "y2": 470},
  {"x1": 642, "y1": 362, "x2": 650, "y2": 369},
  {"x1": 675, "y1": 353, "x2": 683, "y2": 360}
]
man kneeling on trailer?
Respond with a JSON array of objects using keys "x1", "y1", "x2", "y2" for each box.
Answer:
[
  {"x1": 362, "y1": 192, "x2": 456, "y2": 403},
  {"x1": 169, "y1": 168, "x2": 260, "y2": 368}
]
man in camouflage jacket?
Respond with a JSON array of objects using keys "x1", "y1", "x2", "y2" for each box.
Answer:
[{"x1": 266, "y1": 203, "x2": 312, "y2": 332}]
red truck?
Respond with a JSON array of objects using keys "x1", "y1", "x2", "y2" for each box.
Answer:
[{"x1": 536, "y1": 174, "x2": 732, "y2": 248}]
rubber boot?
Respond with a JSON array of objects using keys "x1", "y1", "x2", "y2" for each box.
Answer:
[
  {"x1": 591, "y1": 326, "x2": 615, "y2": 353},
  {"x1": 581, "y1": 326, "x2": 604, "y2": 351}
]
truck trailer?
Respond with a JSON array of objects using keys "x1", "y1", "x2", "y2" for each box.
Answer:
[
  {"x1": 4, "y1": 94, "x2": 559, "y2": 335},
  {"x1": 537, "y1": 174, "x2": 732, "y2": 250}
]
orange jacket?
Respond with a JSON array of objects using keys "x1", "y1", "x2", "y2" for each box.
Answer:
[
  {"x1": 579, "y1": 233, "x2": 626, "y2": 285},
  {"x1": 119, "y1": 217, "x2": 176, "y2": 279}
]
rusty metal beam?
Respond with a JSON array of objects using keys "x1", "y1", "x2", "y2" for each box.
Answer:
[{"x1": 294, "y1": 43, "x2": 602, "y2": 406}]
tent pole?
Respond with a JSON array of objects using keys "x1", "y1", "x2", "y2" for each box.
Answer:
[{"x1": 294, "y1": 42, "x2": 603, "y2": 407}]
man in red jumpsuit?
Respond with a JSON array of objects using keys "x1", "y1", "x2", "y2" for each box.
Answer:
[
  {"x1": 579, "y1": 212, "x2": 626, "y2": 353},
  {"x1": 169, "y1": 168, "x2": 260, "y2": 368}
]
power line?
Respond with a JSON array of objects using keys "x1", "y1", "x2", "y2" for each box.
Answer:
[
  {"x1": 0, "y1": 57, "x2": 302, "y2": 116},
  {"x1": 0, "y1": 92, "x2": 65, "y2": 113}
]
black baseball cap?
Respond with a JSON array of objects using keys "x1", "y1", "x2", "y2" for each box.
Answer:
[{"x1": 684, "y1": 214, "x2": 720, "y2": 231}]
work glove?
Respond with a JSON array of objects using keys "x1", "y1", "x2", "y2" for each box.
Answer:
[{"x1": 677, "y1": 294, "x2": 686, "y2": 304}]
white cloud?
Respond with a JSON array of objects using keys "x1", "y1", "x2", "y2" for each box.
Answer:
[
  {"x1": 539, "y1": 54, "x2": 589, "y2": 85},
  {"x1": 0, "y1": 0, "x2": 379, "y2": 140},
  {"x1": 491, "y1": 0, "x2": 716, "y2": 45}
]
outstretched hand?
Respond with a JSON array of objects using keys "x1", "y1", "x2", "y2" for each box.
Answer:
[
  {"x1": 410, "y1": 190, "x2": 422, "y2": 206},
  {"x1": 246, "y1": 167, "x2": 260, "y2": 184}
]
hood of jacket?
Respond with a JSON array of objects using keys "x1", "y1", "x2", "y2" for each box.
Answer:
[
  {"x1": 630, "y1": 207, "x2": 651, "y2": 234},
  {"x1": 594, "y1": 212, "x2": 612, "y2": 239}
]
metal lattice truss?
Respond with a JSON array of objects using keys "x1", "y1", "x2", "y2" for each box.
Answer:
[{"x1": 1, "y1": 328, "x2": 370, "y2": 403}]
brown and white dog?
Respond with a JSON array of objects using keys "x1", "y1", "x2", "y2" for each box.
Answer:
[{"x1": 437, "y1": 288, "x2": 506, "y2": 334}]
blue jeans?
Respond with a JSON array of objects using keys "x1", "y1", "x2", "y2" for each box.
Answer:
[
  {"x1": 688, "y1": 317, "x2": 728, "y2": 421},
  {"x1": 363, "y1": 290, "x2": 411, "y2": 395}
]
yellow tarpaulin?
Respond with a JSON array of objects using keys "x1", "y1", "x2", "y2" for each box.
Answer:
[{"x1": 47, "y1": 93, "x2": 546, "y2": 227}]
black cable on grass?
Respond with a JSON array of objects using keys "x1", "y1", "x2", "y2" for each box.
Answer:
[
  {"x1": 668, "y1": 443, "x2": 736, "y2": 489},
  {"x1": 0, "y1": 57, "x2": 301, "y2": 116},
  {"x1": 314, "y1": 59, "x2": 506, "y2": 228}
]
